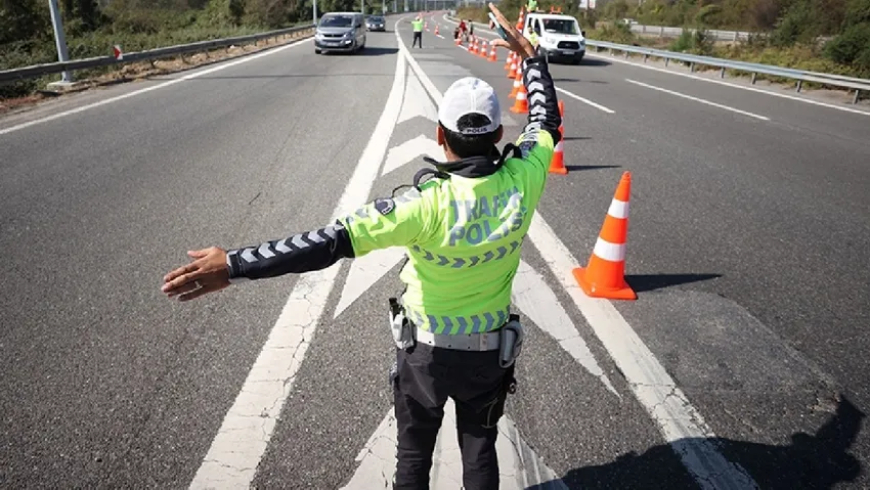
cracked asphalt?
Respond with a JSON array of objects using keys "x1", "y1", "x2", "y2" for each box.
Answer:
[{"x1": 2, "y1": 14, "x2": 870, "y2": 490}]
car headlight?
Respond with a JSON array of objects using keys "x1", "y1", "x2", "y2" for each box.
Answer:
[
  {"x1": 543, "y1": 36, "x2": 556, "y2": 45},
  {"x1": 344, "y1": 31, "x2": 354, "y2": 37}
]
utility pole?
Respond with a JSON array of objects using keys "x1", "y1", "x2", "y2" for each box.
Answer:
[
  {"x1": 313, "y1": 0, "x2": 318, "y2": 25},
  {"x1": 47, "y1": 0, "x2": 73, "y2": 85}
]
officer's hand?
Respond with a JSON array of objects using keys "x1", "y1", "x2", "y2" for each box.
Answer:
[
  {"x1": 487, "y1": 3, "x2": 536, "y2": 59},
  {"x1": 162, "y1": 247, "x2": 230, "y2": 301}
]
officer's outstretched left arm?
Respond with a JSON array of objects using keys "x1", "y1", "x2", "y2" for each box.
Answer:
[{"x1": 224, "y1": 188, "x2": 433, "y2": 282}]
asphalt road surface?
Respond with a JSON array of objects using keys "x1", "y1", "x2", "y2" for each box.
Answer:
[{"x1": 1, "y1": 12, "x2": 869, "y2": 490}]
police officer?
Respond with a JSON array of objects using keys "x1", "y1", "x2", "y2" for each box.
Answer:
[
  {"x1": 161, "y1": 4, "x2": 561, "y2": 489},
  {"x1": 412, "y1": 14, "x2": 424, "y2": 48}
]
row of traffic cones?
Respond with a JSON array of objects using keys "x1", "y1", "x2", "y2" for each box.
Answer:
[
  {"x1": 454, "y1": 13, "x2": 636, "y2": 301},
  {"x1": 502, "y1": 51, "x2": 567, "y2": 175}
]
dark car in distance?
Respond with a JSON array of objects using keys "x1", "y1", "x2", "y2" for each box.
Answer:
[{"x1": 366, "y1": 15, "x2": 386, "y2": 31}]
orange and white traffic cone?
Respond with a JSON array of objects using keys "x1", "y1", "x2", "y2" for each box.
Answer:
[
  {"x1": 504, "y1": 51, "x2": 514, "y2": 71},
  {"x1": 509, "y1": 69, "x2": 522, "y2": 98},
  {"x1": 510, "y1": 81, "x2": 528, "y2": 113},
  {"x1": 572, "y1": 172, "x2": 637, "y2": 300},
  {"x1": 549, "y1": 141, "x2": 567, "y2": 174},
  {"x1": 479, "y1": 40, "x2": 489, "y2": 58},
  {"x1": 469, "y1": 37, "x2": 477, "y2": 54},
  {"x1": 435, "y1": 24, "x2": 439, "y2": 36},
  {"x1": 488, "y1": 44, "x2": 497, "y2": 62},
  {"x1": 507, "y1": 56, "x2": 518, "y2": 79}
]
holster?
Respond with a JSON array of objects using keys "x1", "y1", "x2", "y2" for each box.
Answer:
[
  {"x1": 498, "y1": 314, "x2": 524, "y2": 369},
  {"x1": 388, "y1": 297, "x2": 415, "y2": 351}
]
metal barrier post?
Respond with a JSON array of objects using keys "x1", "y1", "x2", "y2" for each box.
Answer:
[{"x1": 47, "y1": 0, "x2": 73, "y2": 85}]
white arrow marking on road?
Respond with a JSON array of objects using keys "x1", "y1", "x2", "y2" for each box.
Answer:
[
  {"x1": 340, "y1": 400, "x2": 567, "y2": 490},
  {"x1": 398, "y1": 72, "x2": 438, "y2": 125},
  {"x1": 513, "y1": 260, "x2": 619, "y2": 397},
  {"x1": 334, "y1": 247, "x2": 407, "y2": 319},
  {"x1": 381, "y1": 134, "x2": 443, "y2": 176},
  {"x1": 189, "y1": 44, "x2": 408, "y2": 490}
]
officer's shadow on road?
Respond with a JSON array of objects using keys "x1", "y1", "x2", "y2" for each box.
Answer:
[{"x1": 530, "y1": 395, "x2": 865, "y2": 490}]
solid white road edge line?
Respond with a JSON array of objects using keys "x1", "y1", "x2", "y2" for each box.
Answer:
[
  {"x1": 404, "y1": 25, "x2": 760, "y2": 490},
  {"x1": 187, "y1": 29, "x2": 406, "y2": 489},
  {"x1": 626, "y1": 78, "x2": 770, "y2": 121},
  {"x1": 0, "y1": 38, "x2": 313, "y2": 137}
]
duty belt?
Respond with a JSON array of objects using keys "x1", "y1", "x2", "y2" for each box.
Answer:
[{"x1": 415, "y1": 327, "x2": 502, "y2": 351}]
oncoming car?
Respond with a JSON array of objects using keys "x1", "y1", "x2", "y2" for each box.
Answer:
[
  {"x1": 366, "y1": 14, "x2": 386, "y2": 31},
  {"x1": 314, "y1": 12, "x2": 367, "y2": 54},
  {"x1": 523, "y1": 13, "x2": 586, "y2": 64}
]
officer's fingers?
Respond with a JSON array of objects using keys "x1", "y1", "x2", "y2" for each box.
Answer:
[
  {"x1": 162, "y1": 268, "x2": 204, "y2": 294},
  {"x1": 178, "y1": 282, "x2": 227, "y2": 302},
  {"x1": 488, "y1": 3, "x2": 511, "y2": 27},
  {"x1": 165, "y1": 281, "x2": 199, "y2": 299},
  {"x1": 490, "y1": 39, "x2": 511, "y2": 50},
  {"x1": 163, "y1": 261, "x2": 198, "y2": 283}
]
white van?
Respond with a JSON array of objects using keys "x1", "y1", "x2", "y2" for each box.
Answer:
[{"x1": 523, "y1": 13, "x2": 586, "y2": 64}]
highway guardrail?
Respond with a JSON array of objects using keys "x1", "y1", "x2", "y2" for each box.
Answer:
[
  {"x1": 444, "y1": 14, "x2": 867, "y2": 103},
  {"x1": 586, "y1": 40, "x2": 869, "y2": 104},
  {"x1": 0, "y1": 23, "x2": 316, "y2": 86}
]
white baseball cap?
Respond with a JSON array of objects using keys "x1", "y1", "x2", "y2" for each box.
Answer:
[{"x1": 438, "y1": 77, "x2": 501, "y2": 136}]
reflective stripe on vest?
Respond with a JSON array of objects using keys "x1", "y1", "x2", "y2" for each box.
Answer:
[
  {"x1": 411, "y1": 240, "x2": 521, "y2": 268},
  {"x1": 405, "y1": 305, "x2": 511, "y2": 334},
  {"x1": 412, "y1": 20, "x2": 423, "y2": 32}
]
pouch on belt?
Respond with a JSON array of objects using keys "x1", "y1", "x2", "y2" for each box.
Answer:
[
  {"x1": 498, "y1": 314, "x2": 524, "y2": 369},
  {"x1": 388, "y1": 297, "x2": 415, "y2": 350}
]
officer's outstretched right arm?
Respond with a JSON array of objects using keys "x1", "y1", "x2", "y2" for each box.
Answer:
[
  {"x1": 223, "y1": 187, "x2": 435, "y2": 282},
  {"x1": 515, "y1": 55, "x2": 561, "y2": 167}
]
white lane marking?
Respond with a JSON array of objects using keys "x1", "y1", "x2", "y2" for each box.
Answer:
[
  {"x1": 527, "y1": 215, "x2": 758, "y2": 490},
  {"x1": 513, "y1": 260, "x2": 618, "y2": 396},
  {"x1": 188, "y1": 31, "x2": 407, "y2": 489},
  {"x1": 397, "y1": 74, "x2": 439, "y2": 124},
  {"x1": 405, "y1": 28, "x2": 759, "y2": 490},
  {"x1": 626, "y1": 78, "x2": 770, "y2": 121},
  {"x1": 400, "y1": 41, "x2": 442, "y2": 106},
  {"x1": 340, "y1": 400, "x2": 566, "y2": 489},
  {"x1": 334, "y1": 247, "x2": 406, "y2": 318},
  {"x1": 591, "y1": 52, "x2": 870, "y2": 117},
  {"x1": 0, "y1": 38, "x2": 313, "y2": 137},
  {"x1": 555, "y1": 86, "x2": 615, "y2": 114},
  {"x1": 381, "y1": 134, "x2": 442, "y2": 176},
  {"x1": 443, "y1": 14, "x2": 868, "y2": 118}
]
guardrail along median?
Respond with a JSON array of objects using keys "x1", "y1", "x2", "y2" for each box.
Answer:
[
  {"x1": 586, "y1": 40, "x2": 869, "y2": 104},
  {"x1": 0, "y1": 24, "x2": 316, "y2": 86}
]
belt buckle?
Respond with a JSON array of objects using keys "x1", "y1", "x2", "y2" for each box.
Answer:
[{"x1": 479, "y1": 332, "x2": 489, "y2": 351}]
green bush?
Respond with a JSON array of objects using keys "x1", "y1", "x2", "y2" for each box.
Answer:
[
  {"x1": 824, "y1": 22, "x2": 870, "y2": 75},
  {"x1": 669, "y1": 28, "x2": 713, "y2": 55},
  {"x1": 603, "y1": 0, "x2": 629, "y2": 21}
]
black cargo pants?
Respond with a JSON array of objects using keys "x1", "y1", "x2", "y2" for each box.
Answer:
[
  {"x1": 412, "y1": 31, "x2": 423, "y2": 48},
  {"x1": 391, "y1": 342, "x2": 512, "y2": 490}
]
